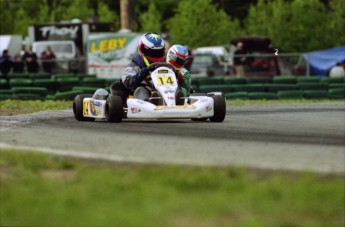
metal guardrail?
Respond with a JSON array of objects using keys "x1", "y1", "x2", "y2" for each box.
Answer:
[
  {"x1": 9, "y1": 57, "x2": 88, "y2": 75},
  {"x1": 193, "y1": 53, "x2": 304, "y2": 77},
  {"x1": 7, "y1": 53, "x2": 311, "y2": 76}
]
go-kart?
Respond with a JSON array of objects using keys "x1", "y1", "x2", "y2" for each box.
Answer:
[{"x1": 73, "y1": 62, "x2": 226, "y2": 123}]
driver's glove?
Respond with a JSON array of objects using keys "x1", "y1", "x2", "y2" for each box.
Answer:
[
  {"x1": 135, "y1": 67, "x2": 150, "y2": 83},
  {"x1": 147, "y1": 64, "x2": 159, "y2": 72}
]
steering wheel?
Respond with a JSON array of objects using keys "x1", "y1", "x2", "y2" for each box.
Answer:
[{"x1": 148, "y1": 62, "x2": 175, "y2": 71}]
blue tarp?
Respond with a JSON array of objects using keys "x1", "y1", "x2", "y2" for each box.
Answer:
[{"x1": 302, "y1": 46, "x2": 345, "y2": 77}]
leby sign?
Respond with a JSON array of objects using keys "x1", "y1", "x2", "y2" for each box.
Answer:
[
  {"x1": 89, "y1": 37, "x2": 128, "y2": 52},
  {"x1": 87, "y1": 33, "x2": 141, "y2": 79}
]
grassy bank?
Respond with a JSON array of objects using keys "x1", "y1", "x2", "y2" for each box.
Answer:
[
  {"x1": 0, "y1": 99, "x2": 343, "y2": 116},
  {"x1": 0, "y1": 150, "x2": 343, "y2": 226},
  {"x1": 0, "y1": 100, "x2": 72, "y2": 116}
]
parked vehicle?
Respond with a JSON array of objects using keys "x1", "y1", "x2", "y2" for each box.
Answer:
[
  {"x1": 192, "y1": 46, "x2": 229, "y2": 57},
  {"x1": 32, "y1": 40, "x2": 79, "y2": 72},
  {"x1": 190, "y1": 53, "x2": 228, "y2": 77},
  {"x1": 27, "y1": 21, "x2": 114, "y2": 73},
  {"x1": 190, "y1": 46, "x2": 230, "y2": 77},
  {"x1": 0, "y1": 35, "x2": 23, "y2": 57},
  {"x1": 230, "y1": 36, "x2": 281, "y2": 77}
]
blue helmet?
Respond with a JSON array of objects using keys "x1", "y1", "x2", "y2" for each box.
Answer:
[{"x1": 138, "y1": 32, "x2": 165, "y2": 62}]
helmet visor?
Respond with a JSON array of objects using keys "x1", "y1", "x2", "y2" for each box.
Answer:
[
  {"x1": 140, "y1": 45, "x2": 165, "y2": 59},
  {"x1": 175, "y1": 56, "x2": 186, "y2": 67},
  {"x1": 169, "y1": 54, "x2": 186, "y2": 68}
]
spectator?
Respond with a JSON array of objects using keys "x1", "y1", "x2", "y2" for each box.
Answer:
[
  {"x1": 12, "y1": 53, "x2": 25, "y2": 73},
  {"x1": 40, "y1": 46, "x2": 56, "y2": 73},
  {"x1": 0, "y1": 49, "x2": 13, "y2": 76},
  {"x1": 234, "y1": 42, "x2": 246, "y2": 78},
  {"x1": 329, "y1": 62, "x2": 345, "y2": 78},
  {"x1": 22, "y1": 46, "x2": 39, "y2": 73}
]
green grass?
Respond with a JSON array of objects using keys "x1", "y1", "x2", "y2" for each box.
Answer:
[
  {"x1": 0, "y1": 99, "x2": 343, "y2": 116},
  {"x1": 0, "y1": 150, "x2": 343, "y2": 227},
  {"x1": 0, "y1": 100, "x2": 72, "y2": 116},
  {"x1": 227, "y1": 99, "x2": 345, "y2": 106}
]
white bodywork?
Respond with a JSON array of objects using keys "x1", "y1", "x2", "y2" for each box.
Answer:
[
  {"x1": 82, "y1": 66, "x2": 217, "y2": 120},
  {"x1": 126, "y1": 96, "x2": 214, "y2": 119},
  {"x1": 82, "y1": 96, "x2": 214, "y2": 119}
]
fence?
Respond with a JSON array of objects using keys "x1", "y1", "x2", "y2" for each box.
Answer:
[
  {"x1": 1, "y1": 52, "x2": 344, "y2": 101},
  {"x1": 190, "y1": 53, "x2": 309, "y2": 78},
  {"x1": 8, "y1": 57, "x2": 88, "y2": 75}
]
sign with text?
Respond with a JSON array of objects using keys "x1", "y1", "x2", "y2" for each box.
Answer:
[
  {"x1": 87, "y1": 33, "x2": 141, "y2": 79},
  {"x1": 34, "y1": 23, "x2": 84, "y2": 55}
]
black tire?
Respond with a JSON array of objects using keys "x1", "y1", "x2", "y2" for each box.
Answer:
[
  {"x1": 209, "y1": 94, "x2": 226, "y2": 122},
  {"x1": 190, "y1": 93, "x2": 207, "y2": 96},
  {"x1": 106, "y1": 95, "x2": 123, "y2": 123},
  {"x1": 73, "y1": 94, "x2": 95, "y2": 121},
  {"x1": 191, "y1": 118, "x2": 208, "y2": 121}
]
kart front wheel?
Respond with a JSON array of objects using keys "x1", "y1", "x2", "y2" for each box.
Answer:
[
  {"x1": 73, "y1": 94, "x2": 95, "y2": 121},
  {"x1": 106, "y1": 95, "x2": 123, "y2": 123},
  {"x1": 209, "y1": 94, "x2": 226, "y2": 122}
]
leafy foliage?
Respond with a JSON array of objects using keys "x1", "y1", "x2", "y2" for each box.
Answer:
[
  {"x1": 326, "y1": 0, "x2": 345, "y2": 47},
  {"x1": 0, "y1": 0, "x2": 344, "y2": 52},
  {"x1": 139, "y1": 2, "x2": 162, "y2": 33},
  {"x1": 0, "y1": 0, "x2": 118, "y2": 36},
  {"x1": 63, "y1": 0, "x2": 93, "y2": 21},
  {"x1": 167, "y1": 0, "x2": 242, "y2": 48},
  {"x1": 98, "y1": 1, "x2": 120, "y2": 29},
  {"x1": 245, "y1": 0, "x2": 345, "y2": 52}
]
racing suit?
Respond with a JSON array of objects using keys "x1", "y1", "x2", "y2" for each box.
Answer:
[
  {"x1": 176, "y1": 67, "x2": 192, "y2": 97},
  {"x1": 110, "y1": 54, "x2": 152, "y2": 103},
  {"x1": 113, "y1": 53, "x2": 189, "y2": 102},
  {"x1": 120, "y1": 53, "x2": 156, "y2": 101}
]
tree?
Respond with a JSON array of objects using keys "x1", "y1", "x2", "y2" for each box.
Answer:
[
  {"x1": 167, "y1": 0, "x2": 242, "y2": 48},
  {"x1": 326, "y1": 0, "x2": 345, "y2": 47},
  {"x1": 98, "y1": 1, "x2": 120, "y2": 30},
  {"x1": 63, "y1": 0, "x2": 93, "y2": 21},
  {"x1": 245, "y1": 0, "x2": 271, "y2": 36},
  {"x1": 245, "y1": 0, "x2": 290, "y2": 50},
  {"x1": 245, "y1": 0, "x2": 338, "y2": 52},
  {"x1": 0, "y1": 0, "x2": 120, "y2": 36},
  {"x1": 287, "y1": 0, "x2": 329, "y2": 52},
  {"x1": 216, "y1": 0, "x2": 257, "y2": 25},
  {"x1": 0, "y1": 0, "x2": 40, "y2": 36},
  {"x1": 139, "y1": 2, "x2": 162, "y2": 33},
  {"x1": 135, "y1": 0, "x2": 176, "y2": 31}
]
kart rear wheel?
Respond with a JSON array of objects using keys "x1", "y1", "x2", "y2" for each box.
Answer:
[
  {"x1": 106, "y1": 95, "x2": 123, "y2": 123},
  {"x1": 73, "y1": 94, "x2": 95, "y2": 121},
  {"x1": 209, "y1": 94, "x2": 226, "y2": 122},
  {"x1": 191, "y1": 117, "x2": 208, "y2": 121}
]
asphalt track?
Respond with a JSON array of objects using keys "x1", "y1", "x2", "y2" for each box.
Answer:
[{"x1": 1, "y1": 102, "x2": 344, "y2": 174}]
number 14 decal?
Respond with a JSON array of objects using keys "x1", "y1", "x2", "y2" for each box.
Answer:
[{"x1": 157, "y1": 76, "x2": 175, "y2": 85}]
